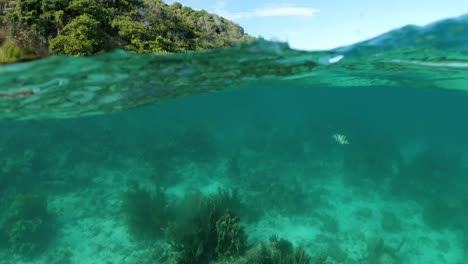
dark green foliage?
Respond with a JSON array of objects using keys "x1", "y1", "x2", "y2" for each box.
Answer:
[
  {"x1": 0, "y1": 193, "x2": 55, "y2": 258},
  {"x1": 111, "y1": 15, "x2": 156, "y2": 53},
  {"x1": 166, "y1": 189, "x2": 246, "y2": 264},
  {"x1": 0, "y1": 0, "x2": 253, "y2": 62},
  {"x1": 67, "y1": 0, "x2": 109, "y2": 24},
  {"x1": 122, "y1": 184, "x2": 168, "y2": 240},
  {"x1": 49, "y1": 14, "x2": 106, "y2": 55}
]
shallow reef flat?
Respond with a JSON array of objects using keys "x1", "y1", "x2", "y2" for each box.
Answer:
[{"x1": 0, "y1": 99, "x2": 467, "y2": 264}]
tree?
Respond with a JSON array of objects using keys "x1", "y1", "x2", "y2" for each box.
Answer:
[
  {"x1": 0, "y1": 0, "x2": 253, "y2": 62},
  {"x1": 49, "y1": 14, "x2": 105, "y2": 55}
]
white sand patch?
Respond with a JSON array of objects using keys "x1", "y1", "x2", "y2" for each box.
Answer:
[
  {"x1": 246, "y1": 212, "x2": 321, "y2": 246},
  {"x1": 166, "y1": 160, "x2": 229, "y2": 198}
]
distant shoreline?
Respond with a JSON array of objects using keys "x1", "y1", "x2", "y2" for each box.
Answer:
[{"x1": 0, "y1": 0, "x2": 254, "y2": 64}]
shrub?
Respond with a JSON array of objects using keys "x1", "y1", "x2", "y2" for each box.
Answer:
[
  {"x1": 0, "y1": 41, "x2": 38, "y2": 63},
  {"x1": 49, "y1": 14, "x2": 106, "y2": 55}
]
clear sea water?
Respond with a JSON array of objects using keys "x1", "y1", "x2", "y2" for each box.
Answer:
[{"x1": 1, "y1": 15, "x2": 468, "y2": 264}]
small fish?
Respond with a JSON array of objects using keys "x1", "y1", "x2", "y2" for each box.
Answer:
[{"x1": 332, "y1": 134, "x2": 349, "y2": 145}]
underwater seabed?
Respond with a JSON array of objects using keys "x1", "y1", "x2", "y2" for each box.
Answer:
[{"x1": 1, "y1": 81, "x2": 468, "y2": 264}]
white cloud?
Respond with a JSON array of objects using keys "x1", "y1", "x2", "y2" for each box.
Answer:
[{"x1": 211, "y1": 4, "x2": 319, "y2": 20}]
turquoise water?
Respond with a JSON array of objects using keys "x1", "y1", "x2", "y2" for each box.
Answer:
[{"x1": 1, "y1": 15, "x2": 468, "y2": 264}]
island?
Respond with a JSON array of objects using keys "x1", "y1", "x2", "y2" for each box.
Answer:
[{"x1": 0, "y1": 0, "x2": 254, "y2": 63}]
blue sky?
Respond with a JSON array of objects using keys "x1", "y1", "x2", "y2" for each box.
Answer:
[{"x1": 165, "y1": 0, "x2": 468, "y2": 50}]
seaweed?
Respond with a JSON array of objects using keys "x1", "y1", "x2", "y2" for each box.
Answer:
[
  {"x1": 0, "y1": 193, "x2": 56, "y2": 258},
  {"x1": 122, "y1": 184, "x2": 168, "y2": 240},
  {"x1": 270, "y1": 235, "x2": 311, "y2": 264},
  {"x1": 216, "y1": 212, "x2": 247, "y2": 257},
  {"x1": 166, "y1": 189, "x2": 247, "y2": 264}
]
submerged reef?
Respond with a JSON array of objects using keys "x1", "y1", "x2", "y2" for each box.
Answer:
[
  {"x1": 211, "y1": 235, "x2": 312, "y2": 264},
  {"x1": 0, "y1": 193, "x2": 56, "y2": 259},
  {"x1": 166, "y1": 189, "x2": 246, "y2": 264},
  {"x1": 2, "y1": 108, "x2": 467, "y2": 263},
  {"x1": 121, "y1": 186, "x2": 248, "y2": 263},
  {"x1": 122, "y1": 186, "x2": 369, "y2": 264}
]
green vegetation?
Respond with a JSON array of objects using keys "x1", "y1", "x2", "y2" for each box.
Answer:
[
  {"x1": 268, "y1": 235, "x2": 311, "y2": 264},
  {"x1": 0, "y1": 40, "x2": 38, "y2": 63},
  {"x1": 0, "y1": 0, "x2": 253, "y2": 62},
  {"x1": 122, "y1": 184, "x2": 168, "y2": 240},
  {"x1": 120, "y1": 185, "x2": 327, "y2": 264},
  {"x1": 122, "y1": 187, "x2": 247, "y2": 264},
  {"x1": 0, "y1": 193, "x2": 56, "y2": 258},
  {"x1": 166, "y1": 189, "x2": 246, "y2": 264}
]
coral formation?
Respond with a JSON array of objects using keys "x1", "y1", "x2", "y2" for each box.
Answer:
[
  {"x1": 216, "y1": 212, "x2": 247, "y2": 257},
  {"x1": 166, "y1": 189, "x2": 246, "y2": 264}
]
